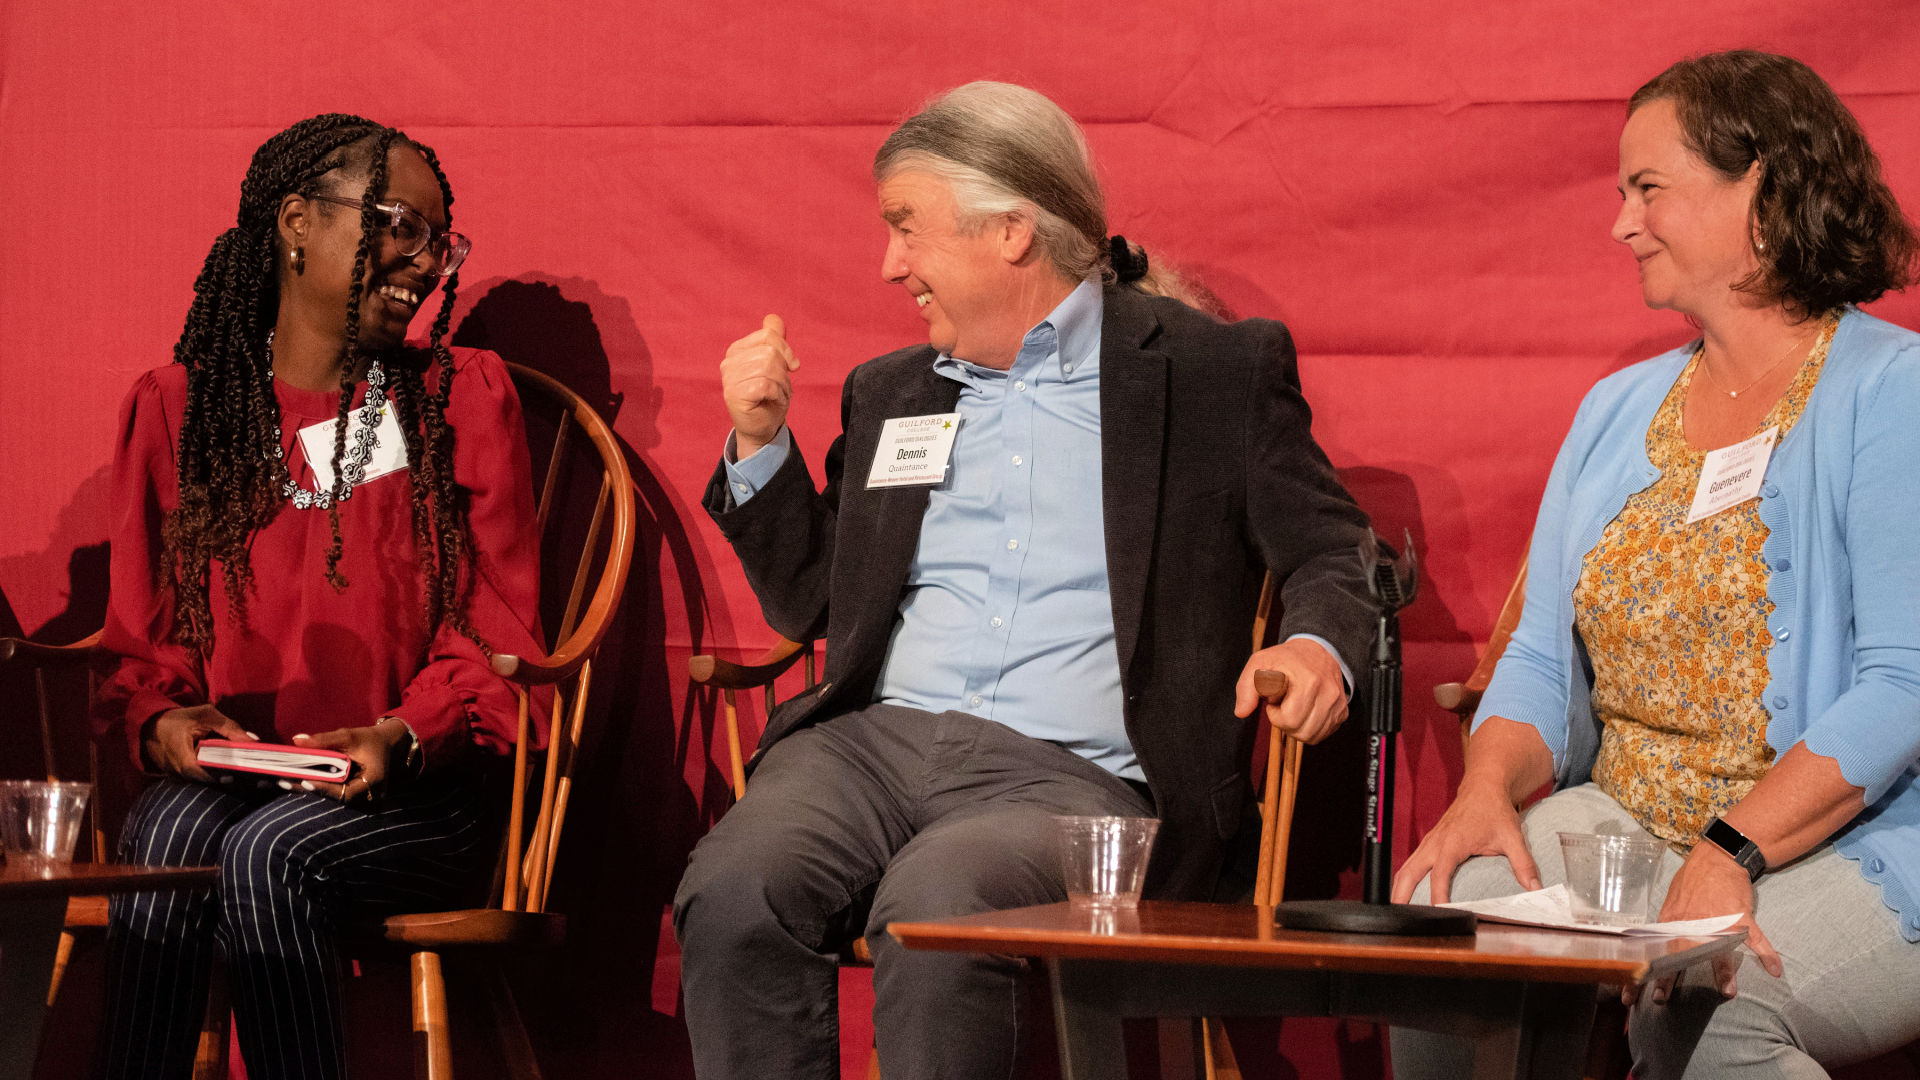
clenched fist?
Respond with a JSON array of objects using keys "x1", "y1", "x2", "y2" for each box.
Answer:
[{"x1": 721, "y1": 314, "x2": 801, "y2": 459}]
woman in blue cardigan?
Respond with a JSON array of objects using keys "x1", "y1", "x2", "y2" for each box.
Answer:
[{"x1": 1393, "y1": 51, "x2": 1920, "y2": 1078}]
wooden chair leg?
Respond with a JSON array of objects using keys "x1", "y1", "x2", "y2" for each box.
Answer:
[
  {"x1": 1201, "y1": 1017, "x2": 1244, "y2": 1080},
  {"x1": 482, "y1": 965, "x2": 543, "y2": 1080},
  {"x1": 46, "y1": 931, "x2": 76, "y2": 1007},
  {"x1": 412, "y1": 950, "x2": 453, "y2": 1080},
  {"x1": 1583, "y1": 991, "x2": 1631, "y2": 1080},
  {"x1": 192, "y1": 964, "x2": 230, "y2": 1080}
]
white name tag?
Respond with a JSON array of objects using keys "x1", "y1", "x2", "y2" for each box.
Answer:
[
  {"x1": 866, "y1": 413, "x2": 961, "y2": 489},
  {"x1": 297, "y1": 405, "x2": 409, "y2": 492},
  {"x1": 1686, "y1": 425, "x2": 1777, "y2": 524}
]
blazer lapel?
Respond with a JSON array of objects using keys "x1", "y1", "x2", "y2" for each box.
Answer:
[{"x1": 1099, "y1": 288, "x2": 1169, "y2": 679}]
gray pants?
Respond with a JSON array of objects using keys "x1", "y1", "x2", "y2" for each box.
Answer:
[
  {"x1": 673, "y1": 703, "x2": 1153, "y2": 1080},
  {"x1": 1391, "y1": 783, "x2": 1920, "y2": 1079}
]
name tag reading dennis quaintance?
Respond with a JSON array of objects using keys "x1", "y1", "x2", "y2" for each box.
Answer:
[{"x1": 866, "y1": 413, "x2": 961, "y2": 489}]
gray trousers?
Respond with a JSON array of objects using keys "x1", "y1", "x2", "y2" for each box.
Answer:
[
  {"x1": 1391, "y1": 783, "x2": 1920, "y2": 1079},
  {"x1": 673, "y1": 703, "x2": 1154, "y2": 1080}
]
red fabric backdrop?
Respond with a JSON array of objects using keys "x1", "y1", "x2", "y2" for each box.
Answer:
[{"x1": 4, "y1": 4, "x2": 1918, "y2": 1077}]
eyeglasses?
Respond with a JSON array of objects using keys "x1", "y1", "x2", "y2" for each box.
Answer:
[{"x1": 308, "y1": 194, "x2": 471, "y2": 277}]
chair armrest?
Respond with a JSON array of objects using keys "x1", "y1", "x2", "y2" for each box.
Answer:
[
  {"x1": 491, "y1": 641, "x2": 593, "y2": 687},
  {"x1": 1432, "y1": 553, "x2": 1530, "y2": 727},
  {"x1": 1433, "y1": 682, "x2": 1482, "y2": 717},
  {"x1": 687, "y1": 638, "x2": 812, "y2": 691},
  {"x1": 0, "y1": 632, "x2": 102, "y2": 669}
]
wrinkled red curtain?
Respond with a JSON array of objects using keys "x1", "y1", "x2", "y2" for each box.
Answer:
[{"x1": 4, "y1": 4, "x2": 1916, "y2": 1076}]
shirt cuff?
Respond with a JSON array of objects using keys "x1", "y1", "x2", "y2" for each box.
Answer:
[
  {"x1": 721, "y1": 427, "x2": 792, "y2": 505},
  {"x1": 1284, "y1": 633, "x2": 1355, "y2": 699}
]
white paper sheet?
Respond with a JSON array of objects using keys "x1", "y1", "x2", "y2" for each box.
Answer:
[{"x1": 1440, "y1": 884, "x2": 1744, "y2": 937}]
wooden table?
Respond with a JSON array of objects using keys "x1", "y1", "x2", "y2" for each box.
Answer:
[
  {"x1": 891, "y1": 900, "x2": 1745, "y2": 1080},
  {"x1": 0, "y1": 861, "x2": 218, "y2": 1080}
]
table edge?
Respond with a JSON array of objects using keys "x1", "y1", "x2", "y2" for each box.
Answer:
[{"x1": 888, "y1": 917, "x2": 1745, "y2": 986}]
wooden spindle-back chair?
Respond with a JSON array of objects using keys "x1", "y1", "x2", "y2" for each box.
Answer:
[{"x1": 377, "y1": 361, "x2": 637, "y2": 1080}]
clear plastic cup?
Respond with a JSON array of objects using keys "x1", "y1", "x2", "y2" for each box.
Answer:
[
  {"x1": 1056, "y1": 815, "x2": 1159, "y2": 909},
  {"x1": 0, "y1": 780, "x2": 92, "y2": 873},
  {"x1": 1558, "y1": 831, "x2": 1663, "y2": 926}
]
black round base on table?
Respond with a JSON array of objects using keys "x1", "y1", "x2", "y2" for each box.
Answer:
[{"x1": 1273, "y1": 900, "x2": 1478, "y2": 936}]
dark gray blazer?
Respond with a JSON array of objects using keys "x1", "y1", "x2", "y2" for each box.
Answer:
[{"x1": 704, "y1": 284, "x2": 1375, "y2": 898}]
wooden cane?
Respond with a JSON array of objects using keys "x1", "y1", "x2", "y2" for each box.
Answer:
[{"x1": 1251, "y1": 669, "x2": 1292, "y2": 907}]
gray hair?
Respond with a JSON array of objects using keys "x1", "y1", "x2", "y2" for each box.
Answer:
[{"x1": 875, "y1": 82, "x2": 1110, "y2": 283}]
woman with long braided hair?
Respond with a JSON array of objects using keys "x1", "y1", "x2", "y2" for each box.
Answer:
[{"x1": 94, "y1": 114, "x2": 544, "y2": 1079}]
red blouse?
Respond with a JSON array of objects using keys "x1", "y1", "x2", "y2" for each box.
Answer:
[{"x1": 97, "y1": 347, "x2": 547, "y2": 771}]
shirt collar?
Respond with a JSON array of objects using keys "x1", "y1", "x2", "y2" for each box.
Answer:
[{"x1": 934, "y1": 279, "x2": 1104, "y2": 387}]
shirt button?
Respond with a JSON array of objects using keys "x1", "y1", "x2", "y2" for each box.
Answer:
[
  {"x1": 970, "y1": 695, "x2": 983, "y2": 707},
  {"x1": 1011, "y1": 455, "x2": 1023, "y2": 466},
  {"x1": 1063, "y1": 364, "x2": 1074, "y2": 374},
  {"x1": 734, "y1": 483, "x2": 750, "y2": 495},
  {"x1": 1015, "y1": 380, "x2": 1027, "y2": 392},
  {"x1": 1772, "y1": 695, "x2": 1789, "y2": 710},
  {"x1": 1007, "y1": 539, "x2": 1019, "y2": 550},
  {"x1": 990, "y1": 617, "x2": 1003, "y2": 628}
]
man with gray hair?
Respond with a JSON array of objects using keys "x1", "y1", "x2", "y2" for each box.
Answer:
[{"x1": 675, "y1": 81, "x2": 1374, "y2": 1079}]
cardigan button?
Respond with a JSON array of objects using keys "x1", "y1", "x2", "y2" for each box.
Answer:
[
  {"x1": 1774, "y1": 628, "x2": 1790, "y2": 641},
  {"x1": 1771, "y1": 695, "x2": 1789, "y2": 710},
  {"x1": 1762, "y1": 484, "x2": 1781, "y2": 498},
  {"x1": 1773, "y1": 557, "x2": 1791, "y2": 572},
  {"x1": 1871, "y1": 858, "x2": 1888, "y2": 874}
]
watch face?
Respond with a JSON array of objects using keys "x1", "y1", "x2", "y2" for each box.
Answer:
[{"x1": 1706, "y1": 818, "x2": 1764, "y2": 880}]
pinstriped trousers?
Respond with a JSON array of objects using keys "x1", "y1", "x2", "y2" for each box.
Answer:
[{"x1": 94, "y1": 776, "x2": 494, "y2": 1080}]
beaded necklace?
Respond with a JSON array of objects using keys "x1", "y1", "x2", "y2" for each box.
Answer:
[{"x1": 266, "y1": 331, "x2": 389, "y2": 510}]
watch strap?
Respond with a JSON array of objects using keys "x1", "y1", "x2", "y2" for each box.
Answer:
[{"x1": 1703, "y1": 816, "x2": 1766, "y2": 882}]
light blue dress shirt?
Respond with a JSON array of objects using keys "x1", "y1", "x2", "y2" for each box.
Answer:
[{"x1": 726, "y1": 282, "x2": 1347, "y2": 781}]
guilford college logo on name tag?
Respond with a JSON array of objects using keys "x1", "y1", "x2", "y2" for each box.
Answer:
[{"x1": 866, "y1": 413, "x2": 961, "y2": 489}]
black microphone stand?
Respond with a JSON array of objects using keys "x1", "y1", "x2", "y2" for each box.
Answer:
[{"x1": 1274, "y1": 529, "x2": 1476, "y2": 936}]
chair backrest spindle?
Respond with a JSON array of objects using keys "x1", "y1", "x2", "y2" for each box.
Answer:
[{"x1": 535, "y1": 415, "x2": 572, "y2": 536}]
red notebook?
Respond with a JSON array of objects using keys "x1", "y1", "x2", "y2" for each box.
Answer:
[{"x1": 196, "y1": 739, "x2": 352, "y2": 782}]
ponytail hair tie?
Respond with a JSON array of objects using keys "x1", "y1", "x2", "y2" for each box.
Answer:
[{"x1": 1108, "y1": 235, "x2": 1149, "y2": 284}]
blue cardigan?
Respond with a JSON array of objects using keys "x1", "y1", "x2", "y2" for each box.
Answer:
[{"x1": 1476, "y1": 308, "x2": 1920, "y2": 942}]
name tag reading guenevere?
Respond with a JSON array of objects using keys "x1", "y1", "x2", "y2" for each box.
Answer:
[
  {"x1": 1686, "y1": 425, "x2": 1778, "y2": 524},
  {"x1": 866, "y1": 413, "x2": 962, "y2": 489}
]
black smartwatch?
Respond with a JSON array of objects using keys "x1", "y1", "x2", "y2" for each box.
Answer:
[{"x1": 1703, "y1": 817, "x2": 1767, "y2": 882}]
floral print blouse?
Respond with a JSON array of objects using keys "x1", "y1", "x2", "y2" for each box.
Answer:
[{"x1": 1574, "y1": 315, "x2": 1838, "y2": 849}]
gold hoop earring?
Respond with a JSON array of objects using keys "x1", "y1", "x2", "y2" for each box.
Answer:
[{"x1": 291, "y1": 247, "x2": 306, "y2": 275}]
